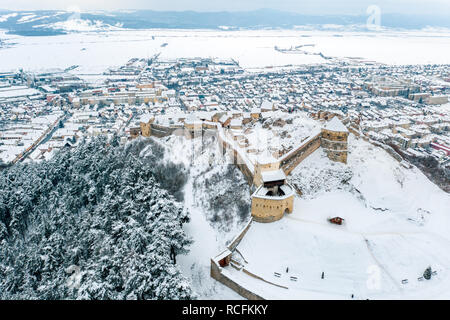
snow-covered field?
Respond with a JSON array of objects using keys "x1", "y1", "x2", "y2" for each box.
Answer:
[
  {"x1": 1, "y1": 28, "x2": 450, "y2": 74},
  {"x1": 0, "y1": 85, "x2": 41, "y2": 98},
  {"x1": 225, "y1": 136, "x2": 450, "y2": 299}
]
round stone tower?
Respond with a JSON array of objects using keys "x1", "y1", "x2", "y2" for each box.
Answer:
[{"x1": 320, "y1": 116, "x2": 349, "y2": 164}]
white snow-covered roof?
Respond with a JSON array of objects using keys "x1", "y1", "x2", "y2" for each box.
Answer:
[
  {"x1": 323, "y1": 117, "x2": 348, "y2": 133},
  {"x1": 185, "y1": 114, "x2": 202, "y2": 125},
  {"x1": 140, "y1": 114, "x2": 153, "y2": 123},
  {"x1": 257, "y1": 150, "x2": 277, "y2": 165},
  {"x1": 219, "y1": 114, "x2": 230, "y2": 123},
  {"x1": 230, "y1": 118, "x2": 242, "y2": 127},
  {"x1": 261, "y1": 169, "x2": 286, "y2": 182},
  {"x1": 196, "y1": 111, "x2": 214, "y2": 121},
  {"x1": 261, "y1": 100, "x2": 273, "y2": 110}
]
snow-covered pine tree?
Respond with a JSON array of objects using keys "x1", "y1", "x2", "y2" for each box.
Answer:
[
  {"x1": 0, "y1": 136, "x2": 192, "y2": 300},
  {"x1": 423, "y1": 267, "x2": 432, "y2": 280}
]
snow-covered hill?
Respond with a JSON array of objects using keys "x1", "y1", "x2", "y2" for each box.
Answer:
[
  {"x1": 1, "y1": 9, "x2": 450, "y2": 36},
  {"x1": 147, "y1": 120, "x2": 449, "y2": 299},
  {"x1": 226, "y1": 135, "x2": 450, "y2": 299},
  {"x1": 148, "y1": 134, "x2": 250, "y2": 298},
  {"x1": 156, "y1": 134, "x2": 251, "y2": 233}
]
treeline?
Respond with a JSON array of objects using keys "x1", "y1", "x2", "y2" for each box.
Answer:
[
  {"x1": 389, "y1": 142, "x2": 449, "y2": 193},
  {"x1": 0, "y1": 136, "x2": 193, "y2": 299},
  {"x1": 406, "y1": 154, "x2": 450, "y2": 193}
]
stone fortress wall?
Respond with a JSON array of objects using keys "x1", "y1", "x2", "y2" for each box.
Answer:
[
  {"x1": 139, "y1": 114, "x2": 349, "y2": 224},
  {"x1": 136, "y1": 112, "x2": 353, "y2": 299},
  {"x1": 321, "y1": 128, "x2": 349, "y2": 163},
  {"x1": 209, "y1": 115, "x2": 351, "y2": 298},
  {"x1": 280, "y1": 132, "x2": 322, "y2": 175},
  {"x1": 210, "y1": 219, "x2": 265, "y2": 300},
  {"x1": 250, "y1": 191, "x2": 294, "y2": 223}
]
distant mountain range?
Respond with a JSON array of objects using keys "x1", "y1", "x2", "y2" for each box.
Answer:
[{"x1": 0, "y1": 9, "x2": 449, "y2": 36}]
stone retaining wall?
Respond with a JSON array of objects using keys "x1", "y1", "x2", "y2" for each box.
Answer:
[{"x1": 210, "y1": 259, "x2": 264, "y2": 300}]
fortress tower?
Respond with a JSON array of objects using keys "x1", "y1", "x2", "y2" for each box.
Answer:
[
  {"x1": 251, "y1": 151, "x2": 294, "y2": 223},
  {"x1": 320, "y1": 117, "x2": 349, "y2": 164},
  {"x1": 139, "y1": 114, "x2": 155, "y2": 137},
  {"x1": 184, "y1": 114, "x2": 203, "y2": 139},
  {"x1": 252, "y1": 151, "x2": 280, "y2": 187}
]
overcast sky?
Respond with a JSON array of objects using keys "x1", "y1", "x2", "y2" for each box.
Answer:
[{"x1": 1, "y1": 0, "x2": 449, "y2": 16}]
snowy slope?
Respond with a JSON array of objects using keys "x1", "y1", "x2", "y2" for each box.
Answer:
[
  {"x1": 152, "y1": 134, "x2": 248, "y2": 298},
  {"x1": 150, "y1": 123, "x2": 450, "y2": 299},
  {"x1": 223, "y1": 135, "x2": 450, "y2": 299},
  {"x1": 39, "y1": 19, "x2": 124, "y2": 32},
  {"x1": 177, "y1": 178, "x2": 243, "y2": 299}
]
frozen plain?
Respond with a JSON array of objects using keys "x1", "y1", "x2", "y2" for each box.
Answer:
[{"x1": 1, "y1": 28, "x2": 450, "y2": 74}]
